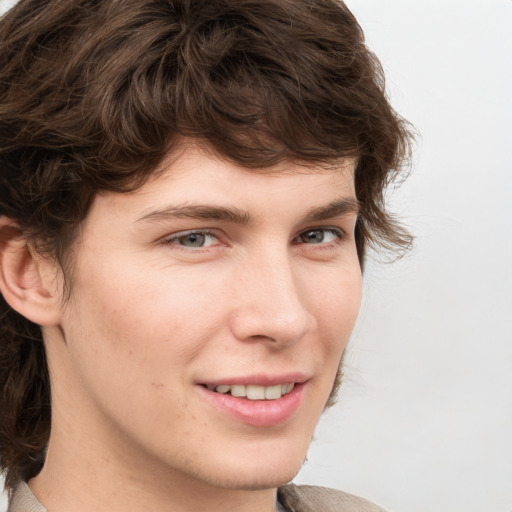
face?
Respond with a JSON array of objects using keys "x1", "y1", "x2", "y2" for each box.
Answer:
[{"x1": 47, "y1": 143, "x2": 362, "y2": 493}]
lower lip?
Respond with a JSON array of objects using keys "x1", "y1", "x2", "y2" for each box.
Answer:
[{"x1": 198, "y1": 383, "x2": 305, "y2": 427}]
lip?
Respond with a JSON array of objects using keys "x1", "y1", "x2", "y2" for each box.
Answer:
[
  {"x1": 199, "y1": 372, "x2": 308, "y2": 387},
  {"x1": 197, "y1": 380, "x2": 306, "y2": 427}
]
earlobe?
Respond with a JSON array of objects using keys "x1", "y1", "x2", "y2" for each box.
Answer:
[{"x1": 0, "y1": 217, "x2": 62, "y2": 326}]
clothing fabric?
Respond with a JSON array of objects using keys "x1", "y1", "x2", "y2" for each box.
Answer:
[
  {"x1": 7, "y1": 482, "x2": 46, "y2": 512},
  {"x1": 278, "y1": 484, "x2": 387, "y2": 511},
  {"x1": 9, "y1": 480, "x2": 387, "y2": 512}
]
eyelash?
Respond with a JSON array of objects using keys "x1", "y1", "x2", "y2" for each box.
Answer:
[
  {"x1": 292, "y1": 227, "x2": 345, "y2": 246},
  {"x1": 163, "y1": 230, "x2": 221, "y2": 249},
  {"x1": 162, "y1": 227, "x2": 345, "y2": 249}
]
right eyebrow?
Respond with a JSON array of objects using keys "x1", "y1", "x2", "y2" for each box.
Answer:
[
  {"x1": 303, "y1": 197, "x2": 360, "y2": 222},
  {"x1": 135, "y1": 204, "x2": 252, "y2": 225}
]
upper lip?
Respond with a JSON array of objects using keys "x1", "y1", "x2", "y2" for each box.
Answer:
[{"x1": 198, "y1": 373, "x2": 309, "y2": 387}]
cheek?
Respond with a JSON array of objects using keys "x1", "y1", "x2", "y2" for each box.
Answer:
[
  {"x1": 58, "y1": 269, "x2": 218, "y2": 430},
  {"x1": 311, "y1": 269, "x2": 361, "y2": 405},
  {"x1": 311, "y1": 264, "x2": 362, "y2": 341},
  {"x1": 65, "y1": 262, "x2": 228, "y2": 375},
  {"x1": 311, "y1": 270, "x2": 362, "y2": 400}
]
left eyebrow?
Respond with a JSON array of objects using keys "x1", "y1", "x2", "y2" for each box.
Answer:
[
  {"x1": 136, "y1": 204, "x2": 251, "y2": 225},
  {"x1": 303, "y1": 197, "x2": 360, "y2": 222}
]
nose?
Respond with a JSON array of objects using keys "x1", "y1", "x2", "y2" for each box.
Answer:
[{"x1": 229, "y1": 249, "x2": 317, "y2": 347}]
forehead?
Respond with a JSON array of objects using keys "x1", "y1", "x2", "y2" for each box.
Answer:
[
  {"x1": 106, "y1": 143, "x2": 358, "y2": 221},
  {"x1": 141, "y1": 140, "x2": 357, "y2": 194},
  {"x1": 157, "y1": 139, "x2": 358, "y2": 178}
]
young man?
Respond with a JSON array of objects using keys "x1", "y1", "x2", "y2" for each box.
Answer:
[{"x1": 0, "y1": 0, "x2": 412, "y2": 510}]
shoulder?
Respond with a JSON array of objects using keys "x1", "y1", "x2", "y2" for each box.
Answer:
[
  {"x1": 278, "y1": 483, "x2": 388, "y2": 512},
  {"x1": 8, "y1": 482, "x2": 47, "y2": 512}
]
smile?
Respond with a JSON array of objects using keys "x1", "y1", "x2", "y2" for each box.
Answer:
[
  {"x1": 205, "y1": 383, "x2": 295, "y2": 400},
  {"x1": 200, "y1": 380, "x2": 305, "y2": 427}
]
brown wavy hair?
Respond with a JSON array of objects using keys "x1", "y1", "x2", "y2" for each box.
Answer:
[{"x1": 0, "y1": 0, "x2": 413, "y2": 489}]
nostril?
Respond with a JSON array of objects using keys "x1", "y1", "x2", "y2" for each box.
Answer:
[{"x1": 247, "y1": 334, "x2": 277, "y2": 342}]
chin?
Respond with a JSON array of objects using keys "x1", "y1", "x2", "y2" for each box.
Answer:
[
  {"x1": 207, "y1": 460, "x2": 304, "y2": 491},
  {"x1": 195, "y1": 442, "x2": 308, "y2": 491}
]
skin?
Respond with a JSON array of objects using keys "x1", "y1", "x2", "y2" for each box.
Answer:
[{"x1": 24, "y1": 143, "x2": 363, "y2": 512}]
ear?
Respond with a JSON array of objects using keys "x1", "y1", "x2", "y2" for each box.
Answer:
[{"x1": 0, "y1": 216, "x2": 63, "y2": 326}]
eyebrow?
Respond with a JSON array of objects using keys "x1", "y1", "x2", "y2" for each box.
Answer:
[
  {"x1": 136, "y1": 204, "x2": 251, "y2": 224},
  {"x1": 136, "y1": 197, "x2": 359, "y2": 225},
  {"x1": 304, "y1": 197, "x2": 360, "y2": 222}
]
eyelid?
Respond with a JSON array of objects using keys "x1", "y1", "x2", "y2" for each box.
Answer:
[
  {"x1": 161, "y1": 229, "x2": 223, "y2": 247},
  {"x1": 293, "y1": 226, "x2": 346, "y2": 245}
]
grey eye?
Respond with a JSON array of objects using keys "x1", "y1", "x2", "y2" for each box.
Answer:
[
  {"x1": 166, "y1": 231, "x2": 219, "y2": 248},
  {"x1": 178, "y1": 232, "x2": 207, "y2": 247},
  {"x1": 295, "y1": 228, "x2": 342, "y2": 245},
  {"x1": 299, "y1": 230, "x2": 326, "y2": 244}
]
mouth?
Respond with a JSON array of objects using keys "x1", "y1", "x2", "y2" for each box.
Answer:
[
  {"x1": 199, "y1": 380, "x2": 305, "y2": 427},
  {"x1": 203, "y1": 383, "x2": 295, "y2": 400}
]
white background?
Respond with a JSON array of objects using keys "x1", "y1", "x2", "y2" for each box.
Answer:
[
  {"x1": 1, "y1": 1, "x2": 511, "y2": 511},
  {"x1": 294, "y1": 2, "x2": 512, "y2": 512}
]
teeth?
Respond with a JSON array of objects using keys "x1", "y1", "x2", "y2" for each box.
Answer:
[
  {"x1": 265, "y1": 384, "x2": 282, "y2": 400},
  {"x1": 230, "y1": 385, "x2": 246, "y2": 397},
  {"x1": 211, "y1": 382, "x2": 295, "y2": 400},
  {"x1": 247, "y1": 385, "x2": 265, "y2": 400}
]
